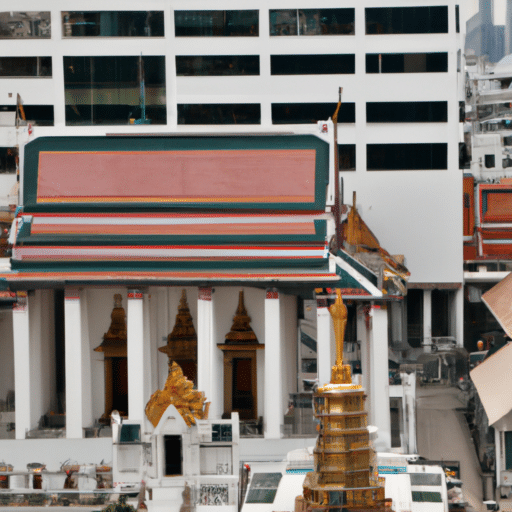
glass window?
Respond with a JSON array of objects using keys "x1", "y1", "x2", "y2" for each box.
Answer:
[
  {"x1": 365, "y1": 7, "x2": 448, "y2": 34},
  {"x1": 270, "y1": 9, "x2": 354, "y2": 36},
  {"x1": 367, "y1": 143, "x2": 448, "y2": 170},
  {"x1": 456, "y1": 5, "x2": 460, "y2": 33},
  {"x1": 485, "y1": 154, "x2": 495, "y2": 168},
  {"x1": 0, "y1": 57, "x2": 52, "y2": 77},
  {"x1": 245, "y1": 473, "x2": 282, "y2": 504},
  {"x1": 366, "y1": 53, "x2": 448, "y2": 73},
  {"x1": 64, "y1": 56, "x2": 166, "y2": 126},
  {"x1": 410, "y1": 473, "x2": 442, "y2": 486},
  {"x1": 411, "y1": 491, "x2": 443, "y2": 502},
  {"x1": 178, "y1": 104, "x2": 260, "y2": 124},
  {"x1": 175, "y1": 10, "x2": 258, "y2": 37},
  {"x1": 0, "y1": 11, "x2": 51, "y2": 38},
  {"x1": 505, "y1": 431, "x2": 512, "y2": 470},
  {"x1": 62, "y1": 11, "x2": 164, "y2": 37},
  {"x1": 339, "y1": 145, "x2": 356, "y2": 170},
  {"x1": 0, "y1": 147, "x2": 18, "y2": 173},
  {"x1": 272, "y1": 103, "x2": 355, "y2": 124},
  {"x1": 0, "y1": 105, "x2": 54, "y2": 126},
  {"x1": 366, "y1": 102, "x2": 448, "y2": 123},
  {"x1": 271, "y1": 54, "x2": 354, "y2": 75},
  {"x1": 390, "y1": 397, "x2": 403, "y2": 448},
  {"x1": 176, "y1": 55, "x2": 259, "y2": 76},
  {"x1": 119, "y1": 424, "x2": 141, "y2": 443}
]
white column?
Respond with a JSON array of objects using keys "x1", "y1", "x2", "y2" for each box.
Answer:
[
  {"x1": 197, "y1": 287, "x2": 219, "y2": 417},
  {"x1": 127, "y1": 289, "x2": 146, "y2": 422},
  {"x1": 316, "y1": 298, "x2": 334, "y2": 387},
  {"x1": 13, "y1": 291, "x2": 31, "y2": 439},
  {"x1": 370, "y1": 305, "x2": 391, "y2": 451},
  {"x1": 455, "y1": 288, "x2": 464, "y2": 348},
  {"x1": 264, "y1": 289, "x2": 282, "y2": 439},
  {"x1": 65, "y1": 288, "x2": 89, "y2": 438},
  {"x1": 423, "y1": 289, "x2": 432, "y2": 352},
  {"x1": 357, "y1": 304, "x2": 371, "y2": 412}
]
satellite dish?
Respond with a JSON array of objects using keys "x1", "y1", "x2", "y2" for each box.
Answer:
[{"x1": 111, "y1": 410, "x2": 122, "y2": 425}]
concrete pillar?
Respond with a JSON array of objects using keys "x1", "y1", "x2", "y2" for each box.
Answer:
[
  {"x1": 13, "y1": 291, "x2": 31, "y2": 439},
  {"x1": 264, "y1": 289, "x2": 282, "y2": 439},
  {"x1": 316, "y1": 297, "x2": 334, "y2": 387},
  {"x1": 65, "y1": 288, "x2": 92, "y2": 438},
  {"x1": 370, "y1": 305, "x2": 391, "y2": 451},
  {"x1": 454, "y1": 288, "x2": 464, "y2": 348},
  {"x1": 127, "y1": 289, "x2": 146, "y2": 422},
  {"x1": 357, "y1": 304, "x2": 371, "y2": 422},
  {"x1": 198, "y1": 287, "x2": 222, "y2": 418},
  {"x1": 423, "y1": 289, "x2": 432, "y2": 352}
]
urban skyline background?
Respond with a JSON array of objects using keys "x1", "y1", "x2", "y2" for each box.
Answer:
[{"x1": 468, "y1": 0, "x2": 506, "y2": 21}]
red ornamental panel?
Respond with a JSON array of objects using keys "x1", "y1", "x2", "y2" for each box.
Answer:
[
  {"x1": 265, "y1": 289, "x2": 279, "y2": 299},
  {"x1": 13, "y1": 291, "x2": 27, "y2": 312},
  {"x1": 128, "y1": 290, "x2": 144, "y2": 300},
  {"x1": 37, "y1": 150, "x2": 316, "y2": 204},
  {"x1": 65, "y1": 289, "x2": 80, "y2": 300},
  {"x1": 198, "y1": 287, "x2": 212, "y2": 301}
]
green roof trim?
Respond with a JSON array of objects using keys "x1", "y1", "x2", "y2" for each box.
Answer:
[
  {"x1": 23, "y1": 135, "x2": 329, "y2": 212},
  {"x1": 335, "y1": 262, "x2": 372, "y2": 291},
  {"x1": 336, "y1": 249, "x2": 378, "y2": 286}
]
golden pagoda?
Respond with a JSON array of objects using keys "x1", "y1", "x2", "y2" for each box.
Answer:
[{"x1": 297, "y1": 289, "x2": 392, "y2": 512}]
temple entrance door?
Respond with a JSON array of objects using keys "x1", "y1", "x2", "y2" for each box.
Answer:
[
  {"x1": 219, "y1": 347, "x2": 263, "y2": 420},
  {"x1": 111, "y1": 357, "x2": 128, "y2": 416},
  {"x1": 94, "y1": 294, "x2": 128, "y2": 423}
]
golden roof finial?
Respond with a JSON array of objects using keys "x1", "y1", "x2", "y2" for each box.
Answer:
[{"x1": 328, "y1": 289, "x2": 351, "y2": 384}]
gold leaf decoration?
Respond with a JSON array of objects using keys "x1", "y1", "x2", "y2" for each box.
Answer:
[{"x1": 145, "y1": 362, "x2": 209, "y2": 428}]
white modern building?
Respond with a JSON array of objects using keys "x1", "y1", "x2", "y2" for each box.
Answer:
[{"x1": 0, "y1": 0, "x2": 464, "y2": 472}]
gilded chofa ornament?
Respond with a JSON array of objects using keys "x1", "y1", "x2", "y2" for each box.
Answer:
[
  {"x1": 145, "y1": 361, "x2": 209, "y2": 428},
  {"x1": 296, "y1": 289, "x2": 392, "y2": 512}
]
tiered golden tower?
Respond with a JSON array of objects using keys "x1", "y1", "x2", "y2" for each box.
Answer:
[{"x1": 297, "y1": 290, "x2": 392, "y2": 512}]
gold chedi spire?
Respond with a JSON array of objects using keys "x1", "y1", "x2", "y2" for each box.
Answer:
[{"x1": 297, "y1": 289, "x2": 392, "y2": 512}]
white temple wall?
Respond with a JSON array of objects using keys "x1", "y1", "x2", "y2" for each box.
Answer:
[
  {"x1": 0, "y1": 310, "x2": 14, "y2": 403},
  {"x1": 85, "y1": 287, "x2": 126, "y2": 422},
  {"x1": 281, "y1": 294, "x2": 298, "y2": 415},
  {"x1": 29, "y1": 290, "x2": 56, "y2": 427}
]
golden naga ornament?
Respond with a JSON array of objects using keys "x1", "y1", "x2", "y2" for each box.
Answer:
[{"x1": 145, "y1": 362, "x2": 210, "y2": 428}]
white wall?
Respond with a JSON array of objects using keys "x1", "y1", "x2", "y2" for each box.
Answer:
[
  {"x1": 281, "y1": 294, "x2": 298, "y2": 414},
  {"x1": 85, "y1": 287, "x2": 127, "y2": 421},
  {"x1": 29, "y1": 290, "x2": 56, "y2": 427},
  {"x1": 0, "y1": 310, "x2": 14, "y2": 402}
]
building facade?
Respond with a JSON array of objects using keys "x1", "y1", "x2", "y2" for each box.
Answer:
[{"x1": 0, "y1": 0, "x2": 463, "y2": 470}]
